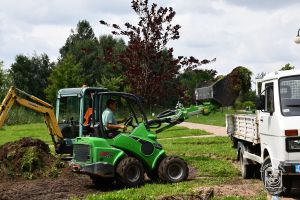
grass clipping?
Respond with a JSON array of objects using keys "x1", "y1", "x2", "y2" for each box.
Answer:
[{"x1": 0, "y1": 137, "x2": 64, "y2": 180}]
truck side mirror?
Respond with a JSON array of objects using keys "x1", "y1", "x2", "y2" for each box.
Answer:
[{"x1": 255, "y1": 95, "x2": 265, "y2": 110}]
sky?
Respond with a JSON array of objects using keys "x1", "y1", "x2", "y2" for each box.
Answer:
[{"x1": 1, "y1": 0, "x2": 300, "y2": 76}]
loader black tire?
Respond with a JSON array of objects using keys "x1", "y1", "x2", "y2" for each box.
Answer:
[
  {"x1": 158, "y1": 156, "x2": 188, "y2": 183},
  {"x1": 116, "y1": 157, "x2": 145, "y2": 187}
]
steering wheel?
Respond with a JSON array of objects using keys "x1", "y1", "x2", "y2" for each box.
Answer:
[{"x1": 124, "y1": 116, "x2": 135, "y2": 128}]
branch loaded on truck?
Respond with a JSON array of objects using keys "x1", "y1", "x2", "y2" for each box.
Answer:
[{"x1": 226, "y1": 70, "x2": 300, "y2": 195}]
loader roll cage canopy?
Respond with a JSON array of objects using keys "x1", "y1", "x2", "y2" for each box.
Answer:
[{"x1": 89, "y1": 92, "x2": 149, "y2": 137}]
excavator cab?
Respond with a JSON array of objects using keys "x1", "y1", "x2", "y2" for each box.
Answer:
[
  {"x1": 55, "y1": 87, "x2": 107, "y2": 154},
  {"x1": 0, "y1": 86, "x2": 108, "y2": 155}
]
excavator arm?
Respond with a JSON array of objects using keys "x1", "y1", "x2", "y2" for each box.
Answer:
[{"x1": 0, "y1": 87, "x2": 63, "y2": 146}]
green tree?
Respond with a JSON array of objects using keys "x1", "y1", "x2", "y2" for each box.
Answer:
[
  {"x1": 97, "y1": 75, "x2": 124, "y2": 91},
  {"x1": 59, "y1": 21, "x2": 126, "y2": 86},
  {"x1": 98, "y1": 35, "x2": 126, "y2": 80},
  {"x1": 280, "y1": 63, "x2": 295, "y2": 71},
  {"x1": 0, "y1": 61, "x2": 12, "y2": 99},
  {"x1": 45, "y1": 54, "x2": 84, "y2": 103},
  {"x1": 228, "y1": 66, "x2": 252, "y2": 94},
  {"x1": 60, "y1": 20, "x2": 97, "y2": 58},
  {"x1": 10, "y1": 53, "x2": 53, "y2": 99}
]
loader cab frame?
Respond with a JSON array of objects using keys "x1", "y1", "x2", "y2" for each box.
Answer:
[{"x1": 89, "y1": 92, "x2": 149, "y2": 139}]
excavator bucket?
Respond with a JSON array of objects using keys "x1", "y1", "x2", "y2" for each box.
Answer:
[{"x1": 195, "y1": 76, "x2": 238, "y2": 106}]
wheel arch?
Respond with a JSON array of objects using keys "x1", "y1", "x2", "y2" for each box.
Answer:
[{"x1": 263, "y1": 148, "x2": 270, "y2": 160}]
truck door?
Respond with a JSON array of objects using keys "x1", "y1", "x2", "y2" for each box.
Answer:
[{"x1": 259, "y1": 82, "x2": 274, "y2": 135}]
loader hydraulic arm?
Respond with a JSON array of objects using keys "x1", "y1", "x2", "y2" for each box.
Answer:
[
  {"x1": 148, "y1": 102, "x2": 214, "y2": 134},
  {"x1": 0, "y1": 87, "x2": 63, "y2": 146}
]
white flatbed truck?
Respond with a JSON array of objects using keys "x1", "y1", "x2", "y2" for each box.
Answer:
[{"x1": 226, "y1": 70, "x2": 300, "y2": 195}]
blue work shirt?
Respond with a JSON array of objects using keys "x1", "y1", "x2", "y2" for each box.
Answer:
[{"x1": 102, "y1": 108, "x2": 117, "y2": 130}]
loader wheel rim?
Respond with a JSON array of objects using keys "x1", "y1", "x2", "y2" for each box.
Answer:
[
  {"x1": 167, "y1": 163, "x2": 184, "y2": 180},
  {"x1": 127, "y1": 165, "x2": 140, "y2": 182}
]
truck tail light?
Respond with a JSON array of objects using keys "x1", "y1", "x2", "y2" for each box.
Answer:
[{"x1": 285, "y1": 129, "x2": 298, "y2": 136}]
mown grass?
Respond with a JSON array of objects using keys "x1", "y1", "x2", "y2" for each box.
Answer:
[
  {"x1": 185, "y1": 108, "x2": 236, "y2": 127},
  {"x1": 0, "y1": 123, "x2": 50, "y2": 145},
  {"x1": 155, "y1": 126, "x2": 211, "y2": 139}
]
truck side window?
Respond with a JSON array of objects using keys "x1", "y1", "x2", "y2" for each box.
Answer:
[{"x1": 265, "y1": 83, "x2": 274, "y2": 113}]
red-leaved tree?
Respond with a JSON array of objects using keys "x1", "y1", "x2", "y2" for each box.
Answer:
[{"x1": 100, "y1": 0, "x2": 215, "y2": 106}]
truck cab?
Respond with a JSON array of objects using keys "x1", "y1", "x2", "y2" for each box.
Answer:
[
  {"x1": 227, "y1": 70, "x2": 300, "y2": 195},
  {"x1": 257, "y1": 70, "x2": 300, "y2": 172}
]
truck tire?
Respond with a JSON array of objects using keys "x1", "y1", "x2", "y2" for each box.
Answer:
[
  {"x1": 116, "y1": 157, "x2": 145, "y2": 187},
  {"x1": 90, "y1": 175, "x2": 114, "y2": 188},
  {"x1": 158, "y1": 156, "x2": 188, "y2": 183},
  {"x1": 240, "y1": 151, "x2": 253, "y2": 179},
  {"x1": 261, "y1": 156, "x2": 283, "y2": 195}
]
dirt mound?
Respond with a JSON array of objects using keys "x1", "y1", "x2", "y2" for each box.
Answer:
[{"x1": 0, "y1": 137, "x2": 63, "y2": 180}]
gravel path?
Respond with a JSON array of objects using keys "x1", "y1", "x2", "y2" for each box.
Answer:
[{"x1": 177, "y1": 122, "x2": 227, "y2": 136}]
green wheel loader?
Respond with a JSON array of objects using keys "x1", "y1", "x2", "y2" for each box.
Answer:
[
  {"x1": 70, "y1": 89, "x2": 213, "y2": 187},
  {"x1": 0, "y1": 86, "x2": 213, "y2": 188}
]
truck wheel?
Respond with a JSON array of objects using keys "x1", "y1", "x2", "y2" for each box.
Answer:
[
  {"x1": 90, "y1": 175, "x2": 114, "y2": 188},
  {"x1": 116, "y1": 157, "x2": 145, "y2": 187},
  {"x1": 261, "y1": 156, "x2": 283, "y2": 195},
  {"x1": 240, "y1": 151, "x2": 253, "y2": 179},
  {"x1": 158, "y1": 156, "x2": 189, "y2": 183}
]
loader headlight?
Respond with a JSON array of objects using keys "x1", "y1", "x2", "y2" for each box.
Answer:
[{"x1": 286, "y1": 137, "x2": 300, "y2": 152}]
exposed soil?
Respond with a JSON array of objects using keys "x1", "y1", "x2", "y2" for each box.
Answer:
[
  {"x1": 213, "y1": 178, "x2": 264, "y2": 197},
  {"x1": 158, "y1": 188, "x2": 214, "y2": 200},
  {"x1": 0, "y1": 169, "x2": 99, "y2": 200},
  {"x1": 0, "y1": 137, "x2": 104, "y2": 200}
]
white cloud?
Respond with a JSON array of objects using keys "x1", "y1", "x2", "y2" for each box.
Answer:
[{"x1": 0, "y1": 0, "x2": 300, "y2": 78}]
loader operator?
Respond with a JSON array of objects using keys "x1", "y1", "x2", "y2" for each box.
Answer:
[
  {"x1": 102, "y1": 99, "x2": 127, "y2": 137},
  {"x1": 83, "y1": 100, "x2": 93, "y2": 126}
]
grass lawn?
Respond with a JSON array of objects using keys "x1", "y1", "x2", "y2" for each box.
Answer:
[
  {"x1": 0, "y1": 123, "x2": 50, "y2": 145},
  {"x1": 0, "y1": 123, "x2": 210, "y2": 144},
  {"x1": 185, "y1": 108, "x2": 235, "y2": 127},
  {"x1": 155, "y1": 126, "x2": 211, "y2": 139},
  {"x1": 185, "y1": 108, "x2": 252, "y2": 127}
]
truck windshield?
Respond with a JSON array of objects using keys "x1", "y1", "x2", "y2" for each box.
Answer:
[
  {"x1": 279, "y1": 76, "x2": 300, "y2": 116},
  {"x1": 58, "y1": 96, "x2": 80, "y2": 123}
]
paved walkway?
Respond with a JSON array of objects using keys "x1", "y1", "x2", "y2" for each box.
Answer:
[{"x1": 177, "y1": 122, "x2": 227, "y2": 136}]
